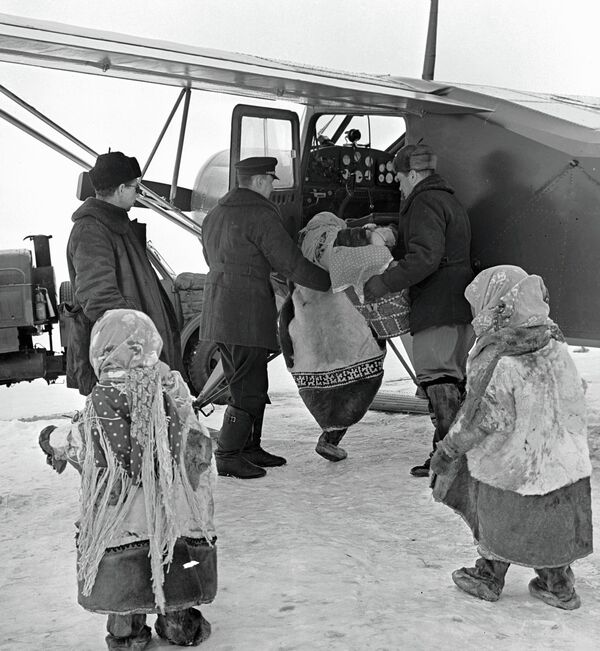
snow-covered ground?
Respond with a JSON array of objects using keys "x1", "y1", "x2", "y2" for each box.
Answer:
[{"x1": 1, "y1": 348, "x2": 599, "y2": 650}]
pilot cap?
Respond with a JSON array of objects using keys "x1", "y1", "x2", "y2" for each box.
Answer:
[
  {"x1": 89, "y1": 152, "x2": 142, "y2": 191},
  {"x1": 393, "y1": 143, "x2": 437, "y2": 174},
  {"x1": 235, "y1": 156, "x2": 279, "y2": 179}
]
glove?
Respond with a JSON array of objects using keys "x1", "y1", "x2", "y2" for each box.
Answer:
[
  {"x1": 363, "y1": 274, "x2": 391, "y2": 303},
  {"x1": 430, "y1": 447, "x2": 454, "y2": 475},
  {"x1": 38, "y1": 425, "x2": 67, "y2": 474}
]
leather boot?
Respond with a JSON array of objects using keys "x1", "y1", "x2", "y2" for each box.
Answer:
[
  {"x1": 410, "y1": 382, "x2": 462, "y2": 477},
  {"x1": 216, "y1": 406, "x2": 266, "y2": 479},
  {"x1": 242, "y1": 405, "x2": 287, "y2": 467},
  {"x1": 452, "y1": 557, "x2": 510, "y2": 602},
  {"x1": 315, "y1": 429, "x2": 347, "y2": 462}
]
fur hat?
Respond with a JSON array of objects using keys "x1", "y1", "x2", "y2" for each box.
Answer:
[
  {"x1": 393, "y1": 144, "x2": 437, "y2": 174},
  {"x1": 89, "y1": 152, "x2": 142, "y2": 192}
]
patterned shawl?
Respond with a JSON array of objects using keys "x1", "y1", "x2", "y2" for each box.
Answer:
[{"x1": 78, "y1": 309, "x2": 185, "y2": 612}]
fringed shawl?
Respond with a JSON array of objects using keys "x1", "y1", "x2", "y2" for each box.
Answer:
[{"x1": 77, "y1": 309, "x2": 212, "y2": 613}]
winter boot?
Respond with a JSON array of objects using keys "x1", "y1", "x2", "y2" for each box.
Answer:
[
  {"x1": 529, "y1": 566, "x2": 581, "y2": 610},
  {"x1": 242, "y1": 405, "x2": 287, "y2": 467},
  {"x1": 105, "y1": 615, "x2": 151, "y2": 650},
  {"x1": 409, "y1": 454, "x2": 431, "y2": 477},
  {"x1": 215, "y1": 406, "x2": 266, "y2": 479},
  {"x1": 410, "y1": 382, "x2": 463, "y2": 477},
  {"x1": 155, "y1": 608, "x2": 211, "y2": 645},
  {"x1": 451, "y1": 558, "x2": 510, "y2": 602},
  {"x1": 315, "y1": 429, "x2": 348, "y2": 462}
]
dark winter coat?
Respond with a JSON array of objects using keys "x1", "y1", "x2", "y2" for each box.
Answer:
[
  {"x1": 380, "y1": 174, "x2": 473, "y2": 334},
  {"x1": 65, "y1": 198, "x2": 182, "y2": 394},
  {"x1": 200, "y1": 187, "x2": 331, "y2": 350}
]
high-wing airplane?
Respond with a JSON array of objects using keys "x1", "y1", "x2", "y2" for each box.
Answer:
[{"x1": 0, "y1": 11, "x2": 599, "y2": 407}]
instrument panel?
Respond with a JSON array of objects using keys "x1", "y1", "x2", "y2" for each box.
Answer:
[
  {"x1": 304, "y1": 145, "x2": 397, "y2": 188},
  {"x1": 302, "y1": 145, "x2": 400, "y2": 220}
]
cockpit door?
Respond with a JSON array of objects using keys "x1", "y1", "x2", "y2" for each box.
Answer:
[{"x1": 231, "y1": 104, "x2": 302, "y2": 237}]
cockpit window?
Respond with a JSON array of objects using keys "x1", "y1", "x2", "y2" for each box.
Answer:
[{"x1": 314, "y1": 114, "x2": 406, "y2": 151}]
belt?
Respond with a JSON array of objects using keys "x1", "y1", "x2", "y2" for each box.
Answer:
[{"x1": 210, "y1": 261, "x2": 270, "y2": 280}]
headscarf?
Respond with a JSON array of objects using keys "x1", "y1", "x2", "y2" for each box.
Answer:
[
  {"x1": 89, "y1": 308, "x2": 163, "y2": 380},
  {"x1": 465, "y1": 265, "x2": 551, "y2": 337},
  {"x1": 79, "y1": 309, "x2": 180, "y2": 612},
  {"x1": 298, "y1": 211, "x2": 346, "y2": 270},
  {"x1": 458, "y1": 265, "x2": 562, "y2": 437}
]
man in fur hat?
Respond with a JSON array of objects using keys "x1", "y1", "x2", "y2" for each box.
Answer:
[
  {"x1": 200, "y1": 156, "x2": 331, "y2": 480},
  {"x1": 66, "y1": 151, "x2": 183, "y2": 396},
  {"x1": 364, "y1": 143, "x2": 474, "y2": 477}
]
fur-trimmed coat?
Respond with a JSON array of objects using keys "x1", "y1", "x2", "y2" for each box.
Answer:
[{"x1": 443, "y1": 339, "x2": 590, "y2": 495}]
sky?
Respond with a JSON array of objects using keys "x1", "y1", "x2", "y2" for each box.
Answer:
[{"x1": 1, "y1": 0, "x2": 599, "y2": 281}]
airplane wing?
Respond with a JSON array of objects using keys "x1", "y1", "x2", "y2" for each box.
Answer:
[{"x1": 0, "y1": 12, "x2": 490, "y2": 115}]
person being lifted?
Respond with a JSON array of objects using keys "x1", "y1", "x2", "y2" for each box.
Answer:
[
  {"x1": 200, "y1": 156, "x2": 331, "y2": 479},
  {"x1": 363, "y1": 143, "x2": 474, "y2": 477}
]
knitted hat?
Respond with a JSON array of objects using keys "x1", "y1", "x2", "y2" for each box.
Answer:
[
  {"x1": 393, "y1": 144, "x2": 437, "y2": 174},
  {"x1": 89, "y1": 152, "x2": 142, "y2": 191}
]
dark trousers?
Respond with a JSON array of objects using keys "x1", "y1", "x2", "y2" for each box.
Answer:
[{"x1": 218, "y1": 343, "x2": 270, "y2": 418}]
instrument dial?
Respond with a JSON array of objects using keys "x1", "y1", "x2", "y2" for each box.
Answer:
[
  {"x1": 365, "y1": 155, "x2": 373, "y2": 168},
  {"x1": 378, "y1": 163, "x2": 386, "y2": 173},
  {"x1": 353, "y1": 151, "x2": 361, "y2": 162},
  {"x1": 355, "y1": 170, "x2": 363, "y2": 183},
  {"x1": 341, "y1": 169, "x2": 350, "y2": 180},
  {"x1": 342, "y1": 154, "x2": 351, "y2": 166},
  {"x1": 364, "y1": 170, "x2": 372, "y2": 181},
  {"x1": 386, "y1": 161, "x2": 394, "y2": 172},
  {"x1": 385, "y1": 172, "x2": 394, "y2": 184}
]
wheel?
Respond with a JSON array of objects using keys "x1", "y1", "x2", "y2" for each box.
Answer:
[
  {"x1": 59, "y1": 280, "x2": 73, "y2": 304},
  {"x1": 187, "y1": 340, "x2": 229, "y2": 405}
]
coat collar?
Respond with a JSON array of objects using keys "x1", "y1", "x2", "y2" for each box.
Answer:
[
  {"x1": 400, "y1": 173, "x2": 455, "y2": 215},
  {"x1": 218, "y1": 186, "x2": 275, "y2": 209},
  {"x1": 72, "y1": 197, "x2": 131, "y2": 234}
]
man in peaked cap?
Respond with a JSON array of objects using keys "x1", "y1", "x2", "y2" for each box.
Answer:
[
  {"x1": 200, "y1": 156, "x2": 331, "y2": 479},
  {"x1": 66, "y1": 151, "x2": 183, "y2": 395},
  {"x1": 363, "y1": 143, "x2": 474, "y2": 477}
]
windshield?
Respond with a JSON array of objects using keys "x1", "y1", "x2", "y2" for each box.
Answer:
[{"x1": 314, "y1": 114, "x2": 406, "y2": 151}]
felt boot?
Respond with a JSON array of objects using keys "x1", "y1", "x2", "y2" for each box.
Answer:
[
  {"x1": 411, "y1": 382, "x2": 462, "y2": 477},
  {"x1": 215, "y1": 406, "x2": 266, "y2": 479},
  {"x1": 155, "y1": 608, "x2": 211, "y2": 645},
  {"x1": 105, "y1": 615, "x2": 151, "y2": 650},
  {"x1": 315, "y1": 429, "x2": 348, "y2": 462},
  {"x1": 529, "y1": 566, "x2": 581, "y2": 610},
  {"x1": 451, "y1": 558, "x2": 510, "y2": 602},
  {"x1": 242, "y1": 405, "x2": 287, "y2": 467}
]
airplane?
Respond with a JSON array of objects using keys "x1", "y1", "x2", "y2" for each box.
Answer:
[{"x1": 0, "y1": 9, "x2": 598, "y2": 411}]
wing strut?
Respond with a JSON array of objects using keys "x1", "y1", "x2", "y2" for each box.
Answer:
[{"x1": 0, "y1": 83, "x2": 202, "y2": 237}]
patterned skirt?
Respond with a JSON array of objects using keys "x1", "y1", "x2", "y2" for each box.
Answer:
[{"x1": 292, "y1": 353, "x2": 385, "y2": 431}]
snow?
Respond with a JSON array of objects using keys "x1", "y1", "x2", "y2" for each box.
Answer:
[{"x1": 1, "y1": 348, "x2": 599, "y2": 650}]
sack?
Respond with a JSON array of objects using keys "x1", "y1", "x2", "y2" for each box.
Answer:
[{"x1": 353, "y1": 289, "x2": 410, "y2": 339}]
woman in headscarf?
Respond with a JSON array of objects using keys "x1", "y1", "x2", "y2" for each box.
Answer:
[
  {"x1": 430, "y1": 265, "x2": 592, "y2": 610},
  {"x1": 39, "y1": 309, "x2": 217, "y2": 649}
]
